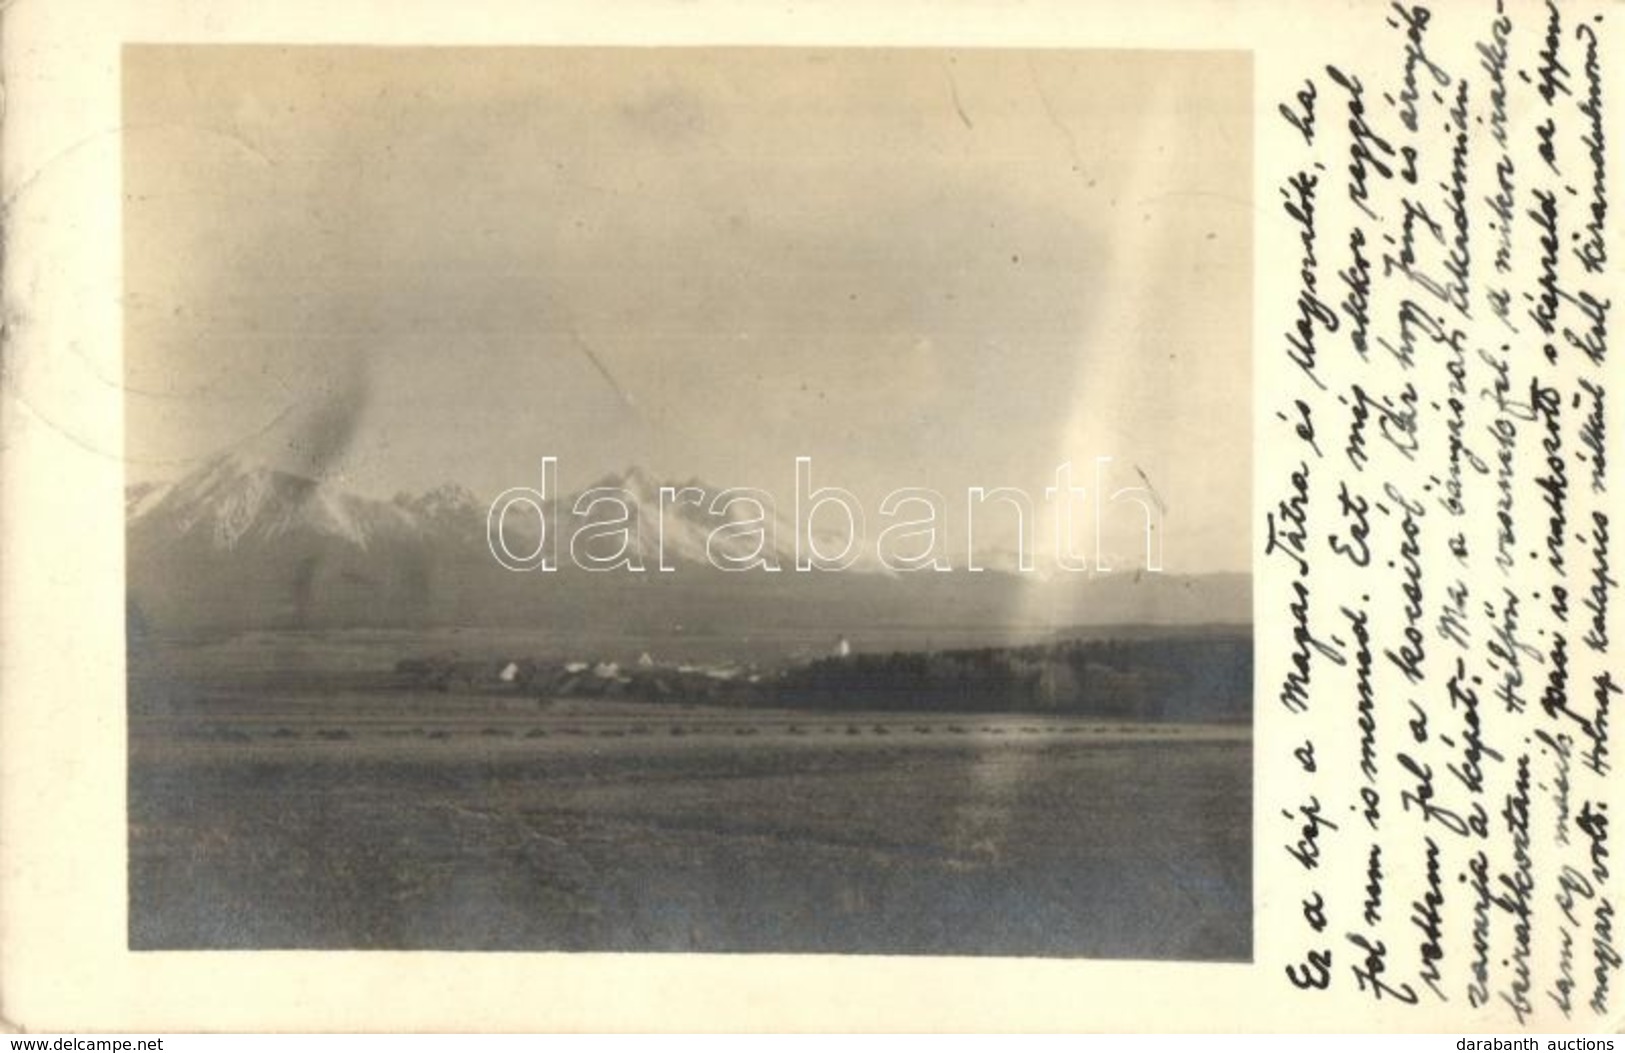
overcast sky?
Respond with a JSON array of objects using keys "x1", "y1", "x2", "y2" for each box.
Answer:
[{"x1": 124, "y1": 46, "x2": 1252, "y2": 571}]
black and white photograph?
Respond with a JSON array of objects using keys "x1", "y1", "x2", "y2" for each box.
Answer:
[{"x1": 122, "y1": 46, "x2": 1253, "y2": 960}]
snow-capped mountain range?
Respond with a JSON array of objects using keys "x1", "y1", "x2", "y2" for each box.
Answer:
[
  {"x1": 126, "y1": 452, "x2": 1250, "y2": 632},
  {"x1": 127, "y1": 453, "x2": 884, "y2": 569},
  {"x1": 129, "y1": 453, "x2": 431, "y2": 551}
]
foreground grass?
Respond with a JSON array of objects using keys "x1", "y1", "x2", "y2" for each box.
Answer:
[{"x1": 129, "y1": 686, "x2": 1250, "y2": 959}]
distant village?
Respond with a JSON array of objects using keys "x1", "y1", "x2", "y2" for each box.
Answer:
[{"x1": 392, "y1": 630, "x2": 1251, "y2": 722}]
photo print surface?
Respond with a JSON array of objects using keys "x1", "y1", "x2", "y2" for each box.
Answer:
[{"x1": 123, "y1": 46, "x2": 1253, "y2": 958}]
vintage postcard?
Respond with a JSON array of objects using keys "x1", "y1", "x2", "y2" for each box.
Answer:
[
  {"x1": 1, "y1": 0, "x2": 1620, "y2": 1034},
  {"x1": 119, "y1": 44, "x2": 1251, "y2": 961}
]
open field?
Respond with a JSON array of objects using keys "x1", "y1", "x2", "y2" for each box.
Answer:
[{"x1": 128, "y1": 637, "x2": 1252, "y2": 959}]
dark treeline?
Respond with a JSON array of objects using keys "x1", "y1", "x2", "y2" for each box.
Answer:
[
  {"x1": 773, "y1": 633, "x2": 1252, "y2": 722},
  {"x1": 385, "y1": 631, "x2": 1253, "y2": 723}
]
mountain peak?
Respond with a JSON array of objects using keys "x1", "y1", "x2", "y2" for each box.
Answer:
[
  {"x1": 397, "y1": 482, "x2": 484, "y2": 517},
  {"x1": 585, "y1": 465, "x2": 659, "y2": 495},
  {"x1": 139, "y1": 451, "x2": 405, "y2": 551}
]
